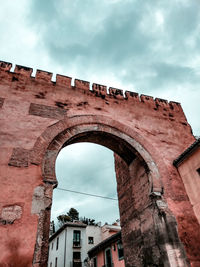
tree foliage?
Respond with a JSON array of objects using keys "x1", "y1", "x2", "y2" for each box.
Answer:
[
  {"x1": 80, "y1": 216, "x2": 97, "y2": 226},
  {"x1": 57, "y1": 208, "x2": 98, "y2": 228},
  {"x1": 57, "y1": 208, "x2": 79, "y2": 227},
  {"x1": 57, "y1": 214, "x2": 71, "y2": 227},
  {"x1": 67, "y1": 208, "x2": 79, "y2": 221}
]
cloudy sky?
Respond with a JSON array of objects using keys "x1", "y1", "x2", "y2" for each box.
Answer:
[
  {"x1": 1, "y1": 0, "x2": 200, "y2": 225},
  {"x1": 54, "y1": 143, "x2": 118, "y2": 226}
]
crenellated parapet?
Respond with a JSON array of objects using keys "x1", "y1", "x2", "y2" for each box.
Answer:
[
  {"x1": 0, "y1": 60, "x2": 198, "y2": 267},
  {"x1": 0, "y1": 60, "x2": 186, "y2": 119}
]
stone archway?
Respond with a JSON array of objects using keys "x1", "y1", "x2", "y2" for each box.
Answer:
[
  {"x1": 32, "y1": 115, "x2": 189, "y2": 267},
  {"x1": 1, "y1": 62, "x2": 200, "y2": 266}
]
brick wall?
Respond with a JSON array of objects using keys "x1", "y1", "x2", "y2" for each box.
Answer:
[{"x1": 0, "y1": 61, "x2": 199, "y2": 266}]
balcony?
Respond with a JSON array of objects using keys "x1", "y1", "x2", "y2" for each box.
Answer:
[
  {"x1": 73, "y1": 239, "x2": 82, "y2": 248},
  {"x1": 70, "y1": 261, "x2": 83, "y2": 267}
]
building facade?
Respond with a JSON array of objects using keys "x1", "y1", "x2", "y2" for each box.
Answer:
[
  {"x1": 48, "y1": 222, "x2": 102, "y2": 267},
  {"x1": 100, "y1": 222, "x2": 121, "y2": 241},
  {"x1": 88, "y1": 231, "x2": 125, "y2": 267},
  {"x1": 86, "y1": 225, "x2": 102, "y2": 253},
  {"x1": 174, "y1": 138, "x2": 200, "y2": 225}
]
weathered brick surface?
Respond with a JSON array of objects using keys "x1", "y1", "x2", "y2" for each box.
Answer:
[
  {"x1": 0, "y1": 205, "x2": 22, "y2": 224},
  {"x1": 115, "y1": 155, "x2": 190, "y2": 266},
  {"x1": 0, "y1": 97, "x2": 4, "y2": 108},
  {"x1": 35, "y1": 70, "x2": 52, "y2": 83},
  {"x1": 0, "y1": 61, "x2": 200, "y2": 266},
  {"x1": 8, "y1": 147, "x2": 29, "y2": 167},
  {"x1": 29, "y1": 103, "x2": 67, "y2": 119}
]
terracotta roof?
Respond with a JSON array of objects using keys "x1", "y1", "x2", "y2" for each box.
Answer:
[
  {"x1": 173, "y1": 138, "x2": 200, "y2": 167},
  {"x1": 88, "y1": 231, "x2": 121, "y2": 258}
]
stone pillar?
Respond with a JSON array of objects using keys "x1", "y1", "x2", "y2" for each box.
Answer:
[
  {"x1": 32, "y1": 183, "x2": 55, "y2": 267},
  {"x1": 115, "y1": 154, "x2": 189, "y2": 267}
]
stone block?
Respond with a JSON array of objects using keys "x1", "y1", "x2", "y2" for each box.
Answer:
[{"x1": 29, "y1": 103, "x2": 67, "y2": 119}]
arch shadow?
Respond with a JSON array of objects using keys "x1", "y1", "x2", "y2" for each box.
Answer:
[{"x1": 31, "y1": 115, "x2": 164, "y2": 193}]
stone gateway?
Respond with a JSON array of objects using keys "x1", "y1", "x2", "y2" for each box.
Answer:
[{"x1": 0, "y1": 61, "x2": 200, "y2": 266}]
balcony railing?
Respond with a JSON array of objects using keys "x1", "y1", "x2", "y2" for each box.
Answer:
[
  {"x1": 70, "y1": 261, "x2": 84, "y2": 267},
  {"x1": 73, "y1": 239, "x2": 82, "y2": 248}
]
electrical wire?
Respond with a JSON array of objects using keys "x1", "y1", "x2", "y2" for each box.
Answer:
[{"x1": 55, "y1": 187, "x2": 118, "y2": 201}]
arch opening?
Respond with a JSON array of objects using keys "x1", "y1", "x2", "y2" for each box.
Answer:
[
  {"x1": 53, "y1": 142, "x2": 120, "y2": 225},
  {"x1": 48, "y1": 134, "x2": 151, "y2": 267},
  {"x1": 49, "y1": 142, "x2": 122, "y2": 267},
  {"x1": 33, "y1": 118, "x2": 188, "y2": 267},
  {"x1": 63, "y1": 131, "x2": 137, "y2": 165},
  {"x1": 42, "y1": 123, "x2": 158, "y2": 191},
  {"x1": 39, "y1": 123, "x2": 161, "y2": 267}
]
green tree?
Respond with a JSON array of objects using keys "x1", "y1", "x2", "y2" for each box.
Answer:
[
  {"x1": 57, "y1": 214, "x2": 71, "y2": 227},
  {"x1": 57, "y1": 207, "x2": 79, "y2": 227},
  {"x1": 80, "y1": 216, "x2": 97, "y2": 225},
  {"x1": 67, "y1": 208, "x2": 79, "y2": 221}
]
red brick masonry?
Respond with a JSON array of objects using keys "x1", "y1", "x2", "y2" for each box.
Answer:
[{"x1": 0, "y1": 61, "x2": 199, "y2": 266}]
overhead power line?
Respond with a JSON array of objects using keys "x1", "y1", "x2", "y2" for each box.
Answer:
[{"x1": 55, "y1": 187, "x2": 118, "y2": 201}]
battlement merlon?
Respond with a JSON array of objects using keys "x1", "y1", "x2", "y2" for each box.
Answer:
[
  {"x1": 0, "y1": 61, "x2": 12, "y2": 71},
  {"x1": 0, "y1": 60, "x2": 188, "y2": 121}
]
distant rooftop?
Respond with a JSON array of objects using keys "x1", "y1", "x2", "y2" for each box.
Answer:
[
  {"x1": 173, "y1": 138, "x2": 200, "y2": 167},
  {"x1": 88, "y1": 231, "x2": 121, "y2": 258},
  {"x1": 49, "y1": 221, "x2": 87, "y2": 242}
]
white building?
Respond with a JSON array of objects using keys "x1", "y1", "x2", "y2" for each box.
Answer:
[
  {"x1": 86, "y1": 225, "x2": 102, "y2": 253},
  {"x1": 48, "y1": 222, "x2": 102, "y2": 267}
]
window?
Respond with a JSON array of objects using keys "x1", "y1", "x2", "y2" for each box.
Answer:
[
  {"x1": 55, "y1": 257, "x2": 57, "y2": 267},
  {"x1": 73, "y1": 230, "x2": 81, "y2": 247},
  {"x1": 73, "y1": 230, "x2": 81, "y2": 241},
  {"x1": 51, "y1": 242, "x2": 54, "y2": 250},
  {"x1": 56, "y1": 237, "x2": 59, "y2": 250},
  {"x1": 197, "y1": 168, "x2": 200, "y2": 176},
  {"x1": 73, "y1": 251, "x2": 81, "y2": 260},
  {"x1": 93, "y1": 257, "x2": 97, "y2": 267},
  {"x1": 105, "y1": 248, "x2": 112, "y2": 267},
  {"x1": 73, "y1": 252, "x2": 81, "y2": 267},
  {"x1": 88, "y1": 236, "x2": 94, "y2": 244},
  {"x1": 117, "y1": 241, "x2": 124, "y2": 260}
]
